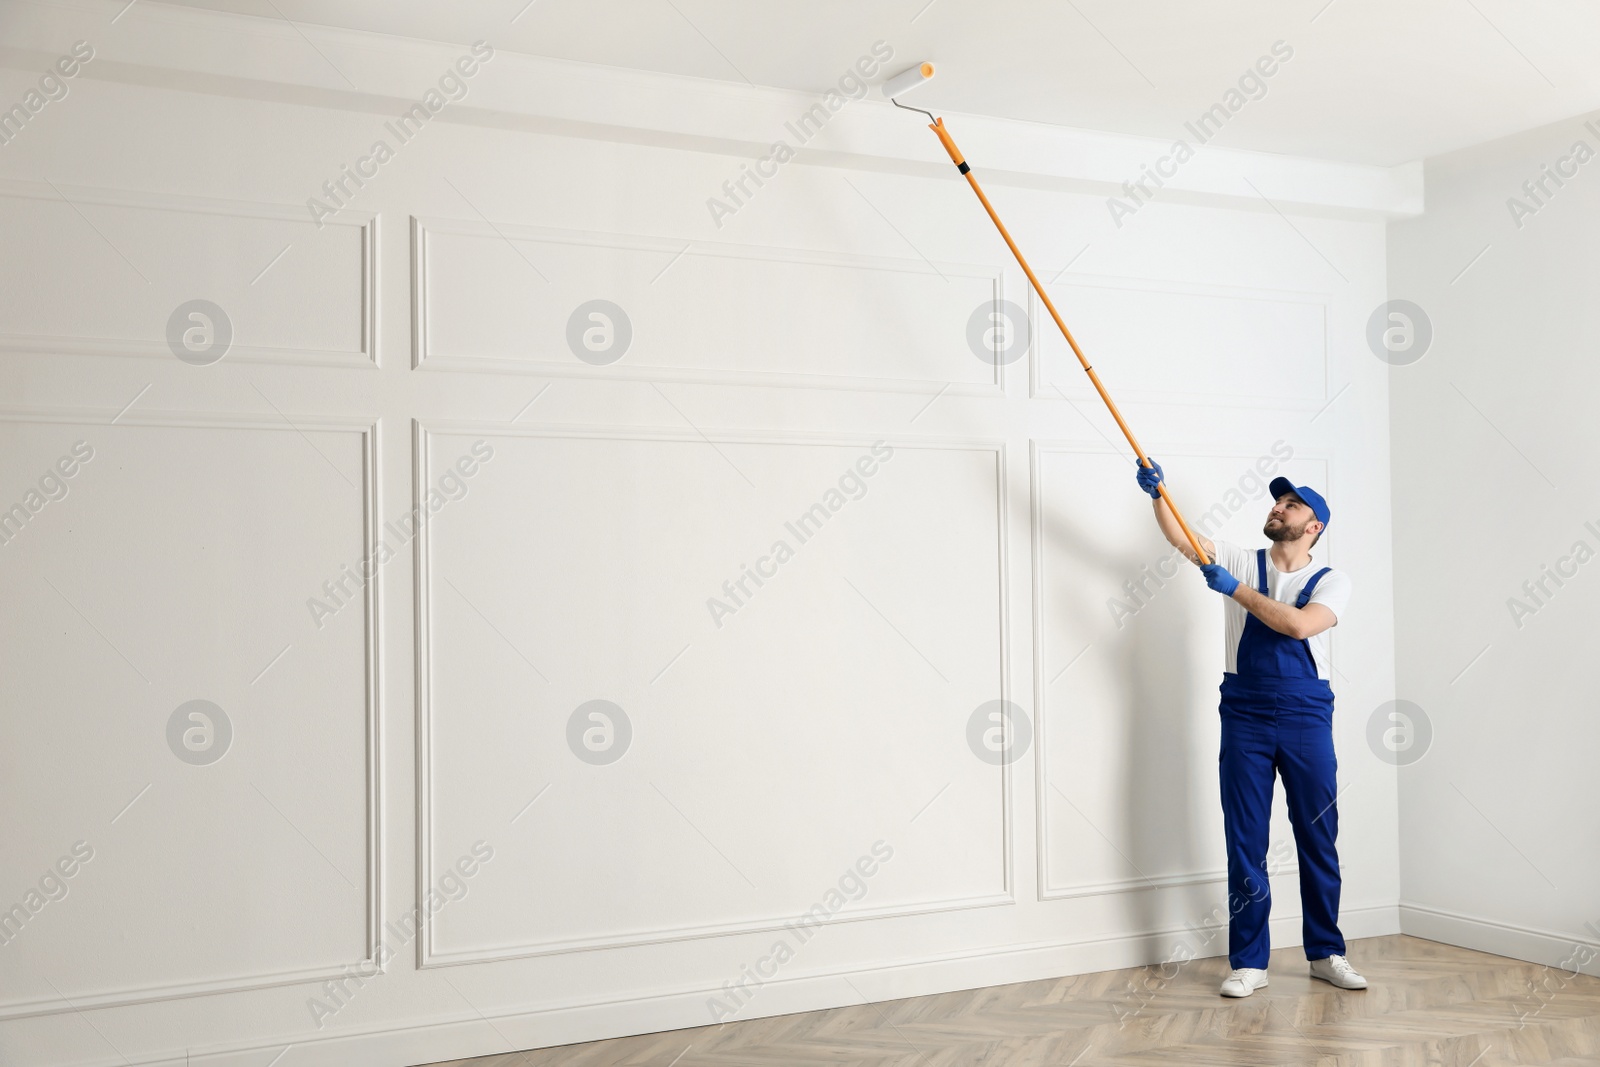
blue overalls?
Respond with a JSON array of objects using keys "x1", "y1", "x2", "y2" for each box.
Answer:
[{"x1": 1218, "y1": 549, "x2": 1345, "y2": 969}]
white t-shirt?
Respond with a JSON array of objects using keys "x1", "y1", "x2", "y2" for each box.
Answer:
[{"x1": 1211, "y1": 539, "x2": 1352, "y2": 681}]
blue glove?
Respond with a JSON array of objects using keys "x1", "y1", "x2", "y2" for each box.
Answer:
[
  {"x1": 1135, "y1": 458, "x2": 1164, "y2": 499},
  {"x1": 1200, "y1": 563, "x2": 1239, "y2": 597}
]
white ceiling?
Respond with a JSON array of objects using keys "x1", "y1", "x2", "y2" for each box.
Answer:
[{"x1": 159, "y1": 0, "x2": 1600, "y2": 167}]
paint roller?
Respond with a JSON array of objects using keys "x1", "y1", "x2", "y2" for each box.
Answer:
[
  {"x1": 883, "y1": 63, "x2": 1212, "y2": 566},
  {"x1": 881, "y1": 61, "x2": 936, "y2": 100}
]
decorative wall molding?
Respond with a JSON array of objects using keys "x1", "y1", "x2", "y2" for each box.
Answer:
[
  {"x1": 0, "y1": 407, "x2": 383, "y2": 1021},
  {"x1": 410, "y1": 215, "x2": 1009, "y2": 395},
  {"x1": 412, "y1": 419, "x2": 1015, "y2": 967},
  {"x1": 0, "y1": 179, "x2": 376, "y2": 369},
  {"x1": 1028, "y1": 273, "x2": 1332, "y2": 410}
]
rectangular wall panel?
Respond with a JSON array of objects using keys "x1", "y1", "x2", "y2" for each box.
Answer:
[
  {"x1": 415, "y1": 424, "x2": 1011, "y2": 965},
  {"x1": 0, "y1": 412, "x2": 378, "y2": 1018},
  {"x1": 1033, "y1": 278, "x2": 1327, "y2": 405},
  {"x1": 1032, "y1": 443, "x2": 1335, "y2": 900},
  {"x1": 0, "y1": 181, "x2": 374, "y2": 366},
  {"x1": 413, "y1": 218, "x2": 1007, "y2": 392}
]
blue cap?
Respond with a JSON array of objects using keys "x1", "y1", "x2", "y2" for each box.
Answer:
[{"x1": 1269, "y1": 476, "x2": 1330, "y2": 526}]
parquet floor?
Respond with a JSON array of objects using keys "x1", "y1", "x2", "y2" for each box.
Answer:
[{"x1": 426, "y1": 934, "x2": 1600, "y2": 1067}]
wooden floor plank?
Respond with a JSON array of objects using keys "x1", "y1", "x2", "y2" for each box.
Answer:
[{"x1": 423, "y1": 935, "x2": 1600, "y2": 1067}]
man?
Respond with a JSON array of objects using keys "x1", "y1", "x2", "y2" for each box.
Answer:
[{"x1": 1136, "y1": 459, "x2": 1367, "y2": 998}]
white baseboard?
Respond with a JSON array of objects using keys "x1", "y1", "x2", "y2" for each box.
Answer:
[
  {"x1": 1400, "y1": 900, "x2": 1600, "y2": 977},
  {"x1": 98, "y1": 903, "x2": 1399, "y2": 1067}
]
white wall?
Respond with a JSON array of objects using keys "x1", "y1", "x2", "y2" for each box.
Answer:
[
  {"x1": 1389, "y1": 112, "x2": 1600, "y2": 977},
  {"x1": 0, "y1": 4, "x2": 1402, "y2": 1064}
]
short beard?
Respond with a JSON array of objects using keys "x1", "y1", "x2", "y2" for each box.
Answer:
[{"x1": 1263, "y1": 518, "x2": 1308, "y2": 543}]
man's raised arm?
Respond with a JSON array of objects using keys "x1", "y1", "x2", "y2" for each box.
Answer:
[{"x1": 1135, "y1": 459, "x2": 1213, "y2": 565}]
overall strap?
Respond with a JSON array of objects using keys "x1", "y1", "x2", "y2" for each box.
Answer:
[
  {"x1": 1295, "y1": 567, "x2": 1332, "y2": 609},
  {"x1": 1295, "y1": 566, "x2": 1333, "y2": 672},
  {"x1": 1255, "y1": 549, "x2": 1269, "y2": 595}
]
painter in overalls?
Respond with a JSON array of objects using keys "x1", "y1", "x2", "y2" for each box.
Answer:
[{"x1": 1137, "y1": 463, "x2": 1369, "y2": 998}]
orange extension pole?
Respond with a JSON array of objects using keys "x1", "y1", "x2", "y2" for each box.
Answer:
[{"x1": 928, "y1": 116, "x2": 1212, "y2": 566}]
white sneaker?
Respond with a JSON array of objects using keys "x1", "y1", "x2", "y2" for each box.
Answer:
[
  {"x1": 1309, "y1": 954, "x2": 1368, "y2": 989},
  {"x1": 1219, "y1": 967, "x2": 1269, "y2": 997}
]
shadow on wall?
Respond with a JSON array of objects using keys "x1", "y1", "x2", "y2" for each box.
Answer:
[{"x1": 1036, "y1": 492, "x2": 1205, "y2": 941}]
